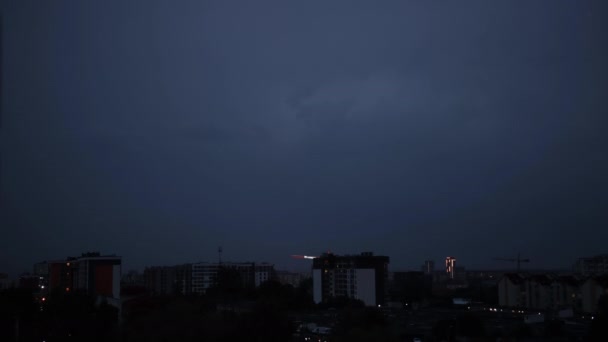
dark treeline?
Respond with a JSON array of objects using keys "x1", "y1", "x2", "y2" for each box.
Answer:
[
  {"x1": 0, "y1": 287, "x2": 118, "y2": 342},
  {"x1": 0, "y1": 273, "x2": 315, "y2": 342},
  {"x1": 2, "y1": 272, "x2": 607, "y2": 341}
]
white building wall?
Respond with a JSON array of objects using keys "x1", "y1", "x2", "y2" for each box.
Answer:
[
  {"x1": 313, "y1": 269, "x2": 323, "y2": 304},
  {"x1": 255, "y1": 271, "x2": 270, "y2": 287},
  {"x1": 355, "y1": 269, "x2": 376, "y2": 306}
]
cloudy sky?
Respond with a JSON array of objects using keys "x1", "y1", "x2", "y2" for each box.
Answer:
[{"x1": 1, "y1": 0, "x2": 607, "y2": 276}]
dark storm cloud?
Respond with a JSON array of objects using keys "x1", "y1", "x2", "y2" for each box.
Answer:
[{"x1": 1, "y1": 0, "x2": 607, "y2": 275}]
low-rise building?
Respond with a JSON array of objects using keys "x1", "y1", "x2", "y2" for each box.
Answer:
[{"x1": 276, "y1": 271, "x2": 309, "y2": 287}]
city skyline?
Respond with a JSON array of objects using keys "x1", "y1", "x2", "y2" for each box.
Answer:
[
  {"x1": 6, "y1": 249, "x2": 601, "y2": 279},
  {"x1": 1, "y1": 1, "x2": 607, "y2": 277}
]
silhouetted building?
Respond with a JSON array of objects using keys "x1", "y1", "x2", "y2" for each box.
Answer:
[
  {"x1": 526, "y1": 274, "x2": 553, "y2": 309},
  {"x1": 312, "y1": 251, "x2": 389, "y2": 306},
  {"x1": 33, "y1": 261, "x2": 49, "y2": 277},
  {"x1": 121, "y1": 270, "x2": 144, "y2": 286},
  {"x1": 580, "y1": 275, "x2": 608, "y2": 313},
  {"x1": 19, "y1": 274, "x2": 41, "y2": 290},
  {"x1": 276, "y1": 271, "x2": 309, "y2": 287},
  {"x1": 421, "y1": 260, "x2": 435, "y2": 275},
  {"x1": 0, "y1": 273, "x2": 14, "y2": 290},
  {"x1": 499, "y1": 273, "x2": 584, "y2": 311},
  {"x1": 144, "y1": 264, "x2": 192, "y2": 295},
  {"x1": 191, "y1": 262, "x2": 274, "y2": 294},
  {"x1": 573, "y1": 254, "x2": 608, "y2": 276},
  {"x1": 144, "y1": 266, "x2": 176, "y2": 295},
  {"x1": 174, "y1": 264, "x2": 193, "y2": 295},
  {"x1": 454, "y1": 266, "x2": 466, "y2": 282}
]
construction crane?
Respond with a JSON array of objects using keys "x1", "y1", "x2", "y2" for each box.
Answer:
[{"x1": 493, "y1": 253, "x2": 530, "y2": 272}]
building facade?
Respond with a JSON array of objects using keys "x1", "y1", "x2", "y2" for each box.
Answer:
[
  {"x1": 43, "y1": 252, "x2": 121, "y2": 307},
  {"x1": 191, "y1": 262, "x2": 275, "y2": 294},
  {"x1": 312, "y1": 252, "x2": 389, "y2": 306},
  {"x1": 254, "y1": 263, "x2": 275, "y2": 287},
  {"x1": 144, "y1": 264, "x2": 192, "y2": 295},
  {"x1": 499, "y1": 274, "x2": 525, "y2": 308},
  {"x1": 573, "y1": 254, "x2": 608, "y2": 276},
  {"x1": 499, "y1": 273, "x2": 587, "y2": 312},
  {"x1": 580, "y1": 275, "x2": 608, "y2": 313}
]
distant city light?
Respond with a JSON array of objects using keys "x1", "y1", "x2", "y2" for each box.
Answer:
[
  {"x1": 291, "y1": 255, "x2": 317, "y2": 260},
  {"x1": 445, "y1": 257, "x2": 456, "y2": 279}
]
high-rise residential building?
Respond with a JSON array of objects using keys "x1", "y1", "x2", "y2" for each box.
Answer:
[
  {"x1": 573, "y1": 254, "x2": 608, "y2": 276},
  {"x1": 191, "y1": 262, "x2": 274, "y2": 294},
  {"x1": 68, "y1": 252, "x2": 121, "y2": 306},
  {"x1": 43, "y1": 252, "x2": 121, "y2": 307},
  {"x1": 312, "y1": 252, "x2": 389, "y2": 307},
  {"x1": 445, "y1": 257, "x2": 456, "y2": 279},
  {"x1": 254, "y1": 263, "x2": 275, "y2": 287},
  {"x1": 144, "y1": 264, "x2": 192, "y2": 295}
]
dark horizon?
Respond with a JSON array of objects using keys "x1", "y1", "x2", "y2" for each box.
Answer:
[{"x1": 1, "y1": 1, "x2": 607, "y2": 278}]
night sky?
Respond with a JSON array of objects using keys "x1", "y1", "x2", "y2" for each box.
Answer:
[{"x1": 1, "y1": 1, "x2": 607, "y2": 276}]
